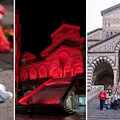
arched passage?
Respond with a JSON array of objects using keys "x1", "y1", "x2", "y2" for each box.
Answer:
[{"x1": 93, "y1": 62, "x2": 114, "y2": 90}]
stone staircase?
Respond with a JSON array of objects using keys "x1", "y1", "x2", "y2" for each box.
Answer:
[
  {"x1": 88, "y1": 94, "x2": 120, "y2": 120},
  {"x1": 16, "y1": 104, "x2": 75, "y2": 116}
]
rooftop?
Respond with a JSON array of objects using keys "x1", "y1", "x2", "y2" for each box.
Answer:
[{"x1": 101, "y1": 3, "x2": 120, "y2": 16}]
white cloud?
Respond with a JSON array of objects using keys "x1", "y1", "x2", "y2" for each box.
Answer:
[{"x1": 87, "y1": 0, "x2": 120, "y2": 32}]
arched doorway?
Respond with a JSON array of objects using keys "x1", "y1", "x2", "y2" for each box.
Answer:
[
  {"x1": 58, "y1": 50, "x2": 70, "y2": 77},
  {"x1": 93, "y1": 61, "x2": 114, "y2": 90}
]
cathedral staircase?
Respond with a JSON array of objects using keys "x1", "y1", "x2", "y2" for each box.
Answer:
[
  {"x1": 18, "y1": 77, "x2": 74, "y2": 105},
  {"x1": 16, "y1": 74, "x2": 83, "y2": 115}
]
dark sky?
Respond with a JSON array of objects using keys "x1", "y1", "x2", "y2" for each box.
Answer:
[{"x1": 16, "y1": 1, "x2": 86, "y2": 59}]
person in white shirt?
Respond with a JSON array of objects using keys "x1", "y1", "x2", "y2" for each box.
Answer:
[
  {"x1": 105, "y1": 90, "x2": 109, "y2": 109},
  {"x1": 114, "y1": 91, "x2": 118, "y2": 110}
]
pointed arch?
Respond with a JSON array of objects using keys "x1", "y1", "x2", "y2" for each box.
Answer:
[
  {"x1": 29, "y1": 67, "x2": 37, "y2": 80},
  {"x1": 38, "y1": 65, "x2": 48, "y2": 79},
  {"x1": 20, "y1": 69, "x2": 28, "y2": 81}
]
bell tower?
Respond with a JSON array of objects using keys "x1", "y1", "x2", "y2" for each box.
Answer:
[{"x1": 101, "y1": 4, "x2": 120, "y2": 40}]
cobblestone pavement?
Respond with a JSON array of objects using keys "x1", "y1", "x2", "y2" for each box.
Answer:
[
  {"x1": 0, "y1": 52, "x2": 14, "y2": 120},
  {"x1": 88, "y1": 94, "x2": 120, "y2": 120},
  {"x1": 16, "y1": 106, "x2": 86, "y2": 120},
  {"x1": 1, "y1": 0, "x2": 13, "y2": 28}
]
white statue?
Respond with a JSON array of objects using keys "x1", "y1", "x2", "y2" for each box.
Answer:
[{"x1": 0, "y1": 84, "x2": 13, "y2": 103}]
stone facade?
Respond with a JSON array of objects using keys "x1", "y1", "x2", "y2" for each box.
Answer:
[
  {"x1": 87, "y1": 28, "x2": 102, "y2": 47},
  {"x1": 17, "y1": 24, "x2": 85, "y2": 94},
  {"x1": 87, "y1": 4, "x2": 120, "y2": 91},
  {"x1": 102, "y1": 5, "x2": 120, "y2": 40}
]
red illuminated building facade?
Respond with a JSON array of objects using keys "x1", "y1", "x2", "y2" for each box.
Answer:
[
  {"x1": 16, "y1": 11, "x2": 86, "y2": 110},
  {"x1": 20, "y1": 24, "x2": 84, "y2": 80}
]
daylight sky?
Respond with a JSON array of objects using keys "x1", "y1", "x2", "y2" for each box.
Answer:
[{"x1": 87, "y1": 0, "x2": 120, "y2": 32}]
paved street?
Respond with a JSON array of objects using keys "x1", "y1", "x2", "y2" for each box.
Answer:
[
  {"x1": 88, "y1": 94, "x2": 120, "y2": 120},
  {"x1": 16, "y1": 106, "x2": 86, "y2": 120},
  {"x1": 0, "y1": 52, "x2": 14, "y2": 120}
]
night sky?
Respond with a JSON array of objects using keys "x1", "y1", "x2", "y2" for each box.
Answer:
[{"x1": 16, "y1": 1, "x2": 86, "y2": 59}]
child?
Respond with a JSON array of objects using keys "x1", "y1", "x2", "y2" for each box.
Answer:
[
  {"x1": 114, "y1": 91, "x2": 118, "y2": 110},
  {"x1": 107, "y1": 96, "x2": 111, "y2": 111}
]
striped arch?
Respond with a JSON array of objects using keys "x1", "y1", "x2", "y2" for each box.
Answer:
[
  {"x1": 91, "y1": 56, "x2": 115, "y2": 71},
  {"x1": 87, "y1": 56, "x2": 115, "y2": 91},
  {"x1": 115, "y1": 40, "x2": 120, "y2": 53},
  {"x1": 88, "y1": 56, "x2": 115, "y2": 84}
]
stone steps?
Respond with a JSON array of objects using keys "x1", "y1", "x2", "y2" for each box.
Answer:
[{"x1": 88, "y1": 94, "x2": 120, "y2": 120}]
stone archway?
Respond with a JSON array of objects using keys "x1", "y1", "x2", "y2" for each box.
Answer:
[{"x1": 93, "y1": 62, "x2": 114, "y2": 90}]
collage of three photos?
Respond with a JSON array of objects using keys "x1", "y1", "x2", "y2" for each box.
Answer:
[{"x1": 0, "y1": 0, "x2": 120, "y2": 120}]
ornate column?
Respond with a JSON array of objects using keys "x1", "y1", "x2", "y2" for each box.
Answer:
[{"x1": 113, "y1": 70, "x2": 117, "y2": 85}]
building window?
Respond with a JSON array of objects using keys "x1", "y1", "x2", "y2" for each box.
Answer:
[
  {"x1": 106, "y1": 32, "x2": 109, "y2": 37},
  {"x1": 110, "y1": 32, "x2": 113, "y2": 36}
]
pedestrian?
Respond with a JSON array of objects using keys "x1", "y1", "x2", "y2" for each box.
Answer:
[
  {"x1": 107, "y1": 85, "x2": 112, "y2": 92},
  {"x1": 98, "y1": 90, "x2": 106, "y2": 110},
  {"x1": 117, "y1": 89, "x2": 120, "y2": 109},
  {"x1": 114, "y1": 91, "x2": 118, "y2": 110},
  {"x1": 111, "y1": 92, "x2": 114, "y2": 109}
]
